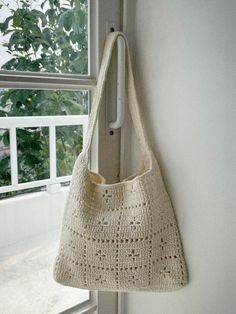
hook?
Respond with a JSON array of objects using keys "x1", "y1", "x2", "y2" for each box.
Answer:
[{"x1": 109, "y1": 35, "x2": 126, "y2": 129}]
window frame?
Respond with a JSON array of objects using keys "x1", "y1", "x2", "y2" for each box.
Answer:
[{"x1": 0, "y1": 0, "x2": 123, "y2": 313}]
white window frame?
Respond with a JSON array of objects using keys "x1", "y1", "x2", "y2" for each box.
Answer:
[{"x1": 0, "y1": 0, "x2": 124, "y2": 313}]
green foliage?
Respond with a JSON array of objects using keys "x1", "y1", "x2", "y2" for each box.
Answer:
[
  {"x1": 56, "y1": 125, "x2": 83, "y2": 176},
  {"x1": 0, "y1": 0, "x2": 88, "y2": 73},
  {"x1": 0, "y1": 0, "x2": 88, "y2": 198},
  {"x1": 17, "y1": 127, "x2": 50, "y2": 183},
  {"x1": 0, "y1": 129, "x2": 11, "y2": 187}
]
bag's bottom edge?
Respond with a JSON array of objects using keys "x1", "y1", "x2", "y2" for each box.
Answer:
[{"x1": 54, "y1": 278, "x2": 188, "y2": 293}]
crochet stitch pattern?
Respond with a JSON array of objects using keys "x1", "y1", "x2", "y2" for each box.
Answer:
[{"x1": 53, "y1": 32, "x2": 188, "y2": 292}]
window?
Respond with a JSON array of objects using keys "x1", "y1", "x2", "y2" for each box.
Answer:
[
  {"x1": 0, "y1": 0, "x2": 88, "y2": 74},
  {"x1": 0, "y1": 0, "x2": 121, "y2": 313}
]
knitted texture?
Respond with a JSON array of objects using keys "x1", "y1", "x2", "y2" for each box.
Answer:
[{"x1": 53, "y1": 32, "x2": 188, "y2": 292}]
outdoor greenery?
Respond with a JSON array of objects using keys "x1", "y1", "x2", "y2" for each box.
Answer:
[{"x1": 0, "y1": 0, "x2": 88, "y2": 198}]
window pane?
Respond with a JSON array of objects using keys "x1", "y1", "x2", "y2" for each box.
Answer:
[
  {"x1": 0, "y1": 89, "x2": 88, "y2": 116},
  {"x1": 0, "y1": 128, "x2": 10, "y2": 186},
  {"x1": 17, "y1": 126, "x2": 50, "y2": 183},
  {"x1": 0, "y1": 88, "x2": 88, "y2": 198},
  {"x1": 56, "y1": 125, "x2": 83, "y2": 177},
  {"x1": 0, "y1": 0, "x2": 88, "y2": 74}
]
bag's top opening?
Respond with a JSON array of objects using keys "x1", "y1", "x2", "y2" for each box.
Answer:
[{"x1": 89, "y1": 150, "x2": 153, "y2": 187}]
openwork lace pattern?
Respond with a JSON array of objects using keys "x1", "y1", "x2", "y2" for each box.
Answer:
[
  {"x1": 53, "y1": 151, "x2": 188, "y2": 291},
  {"x1": 53, "y1": 32, "x2": 188, "y2": 292}
]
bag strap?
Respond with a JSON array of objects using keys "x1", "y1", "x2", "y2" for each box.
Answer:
[{"x1": 83, "y1": 31, "x2": 150, "y2": 155}]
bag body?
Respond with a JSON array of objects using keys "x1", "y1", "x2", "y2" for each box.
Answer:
[{"x1": 53, "y1": 32, "x2": 188, "y2": 292}]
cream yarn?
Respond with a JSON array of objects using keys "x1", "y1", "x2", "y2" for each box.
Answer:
[{"x1": 53, "y1": 32, "x2": 188, "y2": 292}]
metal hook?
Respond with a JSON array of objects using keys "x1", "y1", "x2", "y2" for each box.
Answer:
[{"x1": 109, "y1": 35, "x2": 126, "y2": 129}]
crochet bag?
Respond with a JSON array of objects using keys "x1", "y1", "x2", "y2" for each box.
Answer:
[{"x1": 53, "y1": 32, "x2": 188, "y2": 292}]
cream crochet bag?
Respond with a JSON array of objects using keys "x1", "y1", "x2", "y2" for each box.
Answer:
[{"x1": 53, "y1": 32, "x2": 188, "y2": 292}]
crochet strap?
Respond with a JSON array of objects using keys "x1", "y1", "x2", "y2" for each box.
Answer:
[{"x1": 83, "y1": 31, "x2": 149, "y2": 154}]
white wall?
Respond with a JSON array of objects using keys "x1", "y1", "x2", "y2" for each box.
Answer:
[{"x1": 125, "y1": 1, "x2": 236, "y2": 314}]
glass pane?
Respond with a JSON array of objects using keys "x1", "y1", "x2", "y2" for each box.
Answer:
[
  {"x1": 17, "y1": 126, "x2": 50, "y2": 183},
  {"x1": 0, "y1": 0, "x2": 88, "y2": 74},
  {"x1": 0, "y1": 89, "x2": 88, "y2": 116},
  {"x1": 0, "y1": 88, "x2": 88, "y2": 197},
  {"x1": 0, "y1": 128, "x2": 10, "y2": 186},
  {"x1": 56, "y1": 125, "x2": 83, "y2": 177}
]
